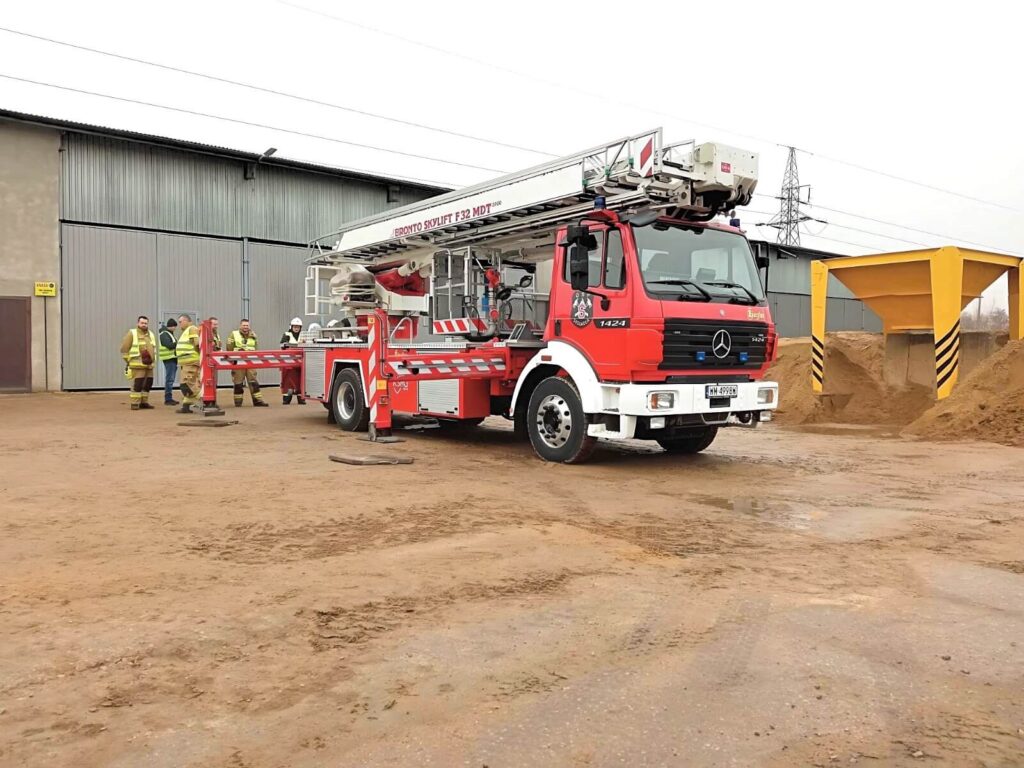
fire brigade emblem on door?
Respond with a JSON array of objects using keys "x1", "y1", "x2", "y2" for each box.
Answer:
[{"x1": 571, "y1": 291, "x2": 593, "y2": 327}]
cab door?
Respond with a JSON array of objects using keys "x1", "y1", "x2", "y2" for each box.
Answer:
[{"x1": 551, "y1": 225, "x2": 633, "y2": 381}]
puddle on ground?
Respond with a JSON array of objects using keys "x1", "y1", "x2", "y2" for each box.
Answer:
[
  {"x1": 786, "y1": 423, "x2": 900, "y2": 438},
  {"x1": 697, "y1": 495, "x2": 921, "y2": 541},
  {"x1": 697, "y1": 495, "x2": 815, "y2": 532}
]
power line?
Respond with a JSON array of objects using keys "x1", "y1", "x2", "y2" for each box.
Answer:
[
  {"x1": 753, "y1": 223, "x2": 877, "y2": 252},
  {"x1": 745, "y1": 209, "x2": 925, "y2": 248},
  {"x1": 0, "y1": 25, "x2": 555, "y2": 159},
  {"x1": 754, "y1": 192, "x2": 1018, "y2": 253},
  {"x1": 799, "y1": 148, "x2": 1024, "y2": 216},
  {"x1": 275, "y1": 0, "x2": 1024, "y2": 217},
  {"x1": 0, "y1": 73, "x2": 507, "y2": 175},
  {"x1": 803, "y1": 201, "x2": 1015, "y2": 254},
  {"x1": 796, "y1": 231, "x2": 881, "y2": 252},
  {"x1": 814, "y1": 221, "x2": 926, "y2": 248},
  {"x1": 272, "y1": 0, "x2": 782, "y2": 150},
  {"x1": 5, "y1": 22, "x2": 1020, "y2": 248}
]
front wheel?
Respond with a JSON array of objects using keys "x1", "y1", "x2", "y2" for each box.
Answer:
[
  {"x1": 657, "y1": 427, "x2": 718, "y2": 454},
  {"x1": 330, "y1": 368, "x2": 369, "y2": 431},
  {"x1": 526, "y1": 377, "x2": 597, "y2": 464}
]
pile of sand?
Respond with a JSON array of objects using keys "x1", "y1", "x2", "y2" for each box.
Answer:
[
  {"x1": 904, "y1": 339, "x2": 1024, "y2": 447},
  {"x1": 766, "y1": 333, "x2": 934, "y2": 426}
]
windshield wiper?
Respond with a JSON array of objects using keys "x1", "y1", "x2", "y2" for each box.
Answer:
[
  {"x1": 646, "y1": 279, "x2": 712, "y2": 301},
  {"x1": 702, "y1": 280, "x2": 760, "y2": 305}
]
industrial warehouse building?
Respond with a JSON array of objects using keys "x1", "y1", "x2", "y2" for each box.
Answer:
[
  {"x1": 0, "y1": 108, "x2": 878, "y2": 392},
  {"x1": 0, "y1": 109, "x2": 441, "y2": 392}
]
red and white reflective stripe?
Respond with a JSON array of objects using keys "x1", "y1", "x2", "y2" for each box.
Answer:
[
  {"x1": 210, "y1": 352, "x2": 303, "y2": 365},
  {"x1": 387, "y1": 357, "x2": 507, "y2": 377},
  {"x1": 432, "y1": 317, "x2": 488, "y2": 335},
  {"x1": 366, "y1": 319, "x2": 378, "y2": 424},
  {"x1": 637, "y1": 136, "x2": 655, "y2": 177}
]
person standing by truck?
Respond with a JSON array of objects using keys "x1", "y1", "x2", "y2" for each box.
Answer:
[
  {"x1": 174, "y1": 314, "x2": 201, "y2": 414},
  {"x1": 120, "y1": 315, "x2": 157, "y2": 410},
  {"x1": 227, "y1": 319, "x2": 268, "y2": 407},
  {"x1": 209, "y1": 317, "x2": 222, "y2": 351},
  {"x1": 279, "y1": 317, "x2": 305, "y2": 405},
  {"x1": 158, "y1": 317, "x2": 179, "y2": 406}
]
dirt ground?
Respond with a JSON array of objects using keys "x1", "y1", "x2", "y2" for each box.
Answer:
[{"x1": 2, "y1": 391, "x2": 1023, "y2": 767}]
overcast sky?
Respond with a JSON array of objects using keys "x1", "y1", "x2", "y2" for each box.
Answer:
[{"x1": 2, "y1": 0, "x2": 1021, "y2": 310}]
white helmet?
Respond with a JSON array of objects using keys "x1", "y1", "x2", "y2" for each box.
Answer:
[{"x1": 290, "y1": 317, "x2": 303, "y2": 326}]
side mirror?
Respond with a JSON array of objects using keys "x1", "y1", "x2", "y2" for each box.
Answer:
[
  {"x1": 755, "y1": 253, "x2": 769, "y2": 270},
  {"x1": 562, "y1": 224, "x2": 597, "y2": 292},
  {"x1": 568, "y1": 244, "x2": 590, "y2": 291}
]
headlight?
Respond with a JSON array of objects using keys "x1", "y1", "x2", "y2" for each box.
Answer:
[
  {"x1": 757, "y1": 387, "x2": 775, "y2": 404},
  {"x1": 648, "y1": 392, "x2": 675, "y2": 410}
]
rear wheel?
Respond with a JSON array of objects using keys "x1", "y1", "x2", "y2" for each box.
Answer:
[
  {"x1": 526, "y1": 377, "x2": 597, "y2": 464},
  {"x1": 331, "y1": 368, "x2": 369, "y2": 432},
  {"x1": 657, "y1": 427, "x2": 718, "y2": 454}
]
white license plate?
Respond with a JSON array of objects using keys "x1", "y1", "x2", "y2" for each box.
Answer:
[{"x1": 705, "y1": 384, "x2": 738, "y2": 399}]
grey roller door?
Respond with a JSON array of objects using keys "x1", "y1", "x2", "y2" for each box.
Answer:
[
  {"x1": 62, "y1": 224, "x2": 158, "y2": 389},
  {"x1": 247, "y1": 242, "x2": 307, "y2": 386},
  {"x1": 61, "y1": 224, "x2": 243, "y2": 389},
  {"x1": 155, "y1": 233, "x2": 241, "y2": 389}
]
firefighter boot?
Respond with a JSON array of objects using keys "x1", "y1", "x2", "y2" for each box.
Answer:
[
  {"x1": 251, "y1": 381, "x2": 269, "y2": 407},
  {"x1": 176, "y1": 404, "x2": 193, "y2": 414},
  {"x1": 139, "y1": 377, "x2": 155, "y2": 409},
  {"x1": 297, "y1": 396, "x2": 306, "y2": 405},
  {"x1": 130, "y1": 377, "x2": 144, "y2": 409},
  {"x1": 283, "y1": 393, "x2": 292, "y2": 405},
  {"x1": 233, "y1": 383, "x2": 244, "y2": 407}
]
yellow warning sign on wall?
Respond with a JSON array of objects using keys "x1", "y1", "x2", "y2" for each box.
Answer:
[{"x1": 34, "y1": 281, "x2": 57, "y2": 297}]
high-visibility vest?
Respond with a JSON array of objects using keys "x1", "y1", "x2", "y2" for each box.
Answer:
[
  {"x1": 158, "y1": 329, "x2": 177, "y2": 361},
  {"x1": 176, "y1": 325, "x2": 200, "y2": 364},
  {"x1": 231, "y1": 330, "x2": 257, "y2": 351},
  {"x1": 126, "y1": 328, "x2": 157, "y2": 368}
]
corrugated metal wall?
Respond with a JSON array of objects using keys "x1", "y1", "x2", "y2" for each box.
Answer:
[
  {"x1": 766, "y1": 292, "x2": 883, "y2": 338},
  {"x1": 61, "y1": 133, "x2": 437, "y2": 244},
  {"x1": 246, "y1": 242, "x2": 309, "y2": 386},
  {"x1": 762, "y1": 251, "x2": 882, "y2": 337},
  {"x1": 58, "y1": 131, "x2": 444, "y2": 389},
  {"x1": 62, "y1": 224, "x2": 317, "y2": 389},
  {"x1": 62, "y1": 225, "x2": 158, "y2": 390}
]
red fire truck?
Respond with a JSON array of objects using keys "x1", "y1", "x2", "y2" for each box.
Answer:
[{"x1": 199, "y1": 129, "x2": 779, "y2": 463}]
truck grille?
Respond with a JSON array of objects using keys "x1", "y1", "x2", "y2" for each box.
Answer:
[{"x1": 660, "y1": 318, "x2": 768, "y2": 370}]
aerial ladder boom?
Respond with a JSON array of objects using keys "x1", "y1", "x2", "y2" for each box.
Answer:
[{"x1": 309, "y1": 128, "x2": 759, "y2": 267}]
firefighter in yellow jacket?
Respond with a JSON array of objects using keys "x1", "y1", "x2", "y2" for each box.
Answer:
[
  {"x1": 227, "y1": 319, "x2": 268, "y2": 407},
  {"x1": 119, "y1": 315, "x2": 157, "y2": 410},
  {"x1": 175, "y1": 314, "x2": 202, "y2": 414}
]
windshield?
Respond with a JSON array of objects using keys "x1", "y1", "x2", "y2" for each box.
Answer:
[{"x1": 632, "y1": 223, "x2": 765, "y2": 302}]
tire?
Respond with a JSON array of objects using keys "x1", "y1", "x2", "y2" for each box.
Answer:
[
  {"x1": 657, "y1": 427, "x2": 718, "y2": 454},
  {"x1": 330, "y1": 368, "x2": 369, "y2": 432},
  {"x1": 526, "y1": 376, "x2": 597, "y2": 464}
]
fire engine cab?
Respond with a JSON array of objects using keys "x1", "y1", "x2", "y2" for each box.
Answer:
[{"x1": 200, "y1": 128, "x2": 779, "y2": 463}]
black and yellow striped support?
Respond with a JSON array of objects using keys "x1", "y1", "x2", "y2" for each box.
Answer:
[
  {"x1": 934, "y1": 320, "x2": 960, "y2": 398},
  {"x1": 810, "y1": 334, "x2": 825, "y2": 390}
]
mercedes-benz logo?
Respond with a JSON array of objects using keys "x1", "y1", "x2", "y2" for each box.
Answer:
[{"x1": 712, "y1": 329, "x2": 732, "y2": 358}]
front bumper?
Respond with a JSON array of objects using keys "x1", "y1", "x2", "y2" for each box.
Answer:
[{"x1": 587, "y1": 380, "x2": 779, "y2": 439}]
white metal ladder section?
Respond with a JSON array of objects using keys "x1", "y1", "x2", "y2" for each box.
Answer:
[{"x1": 306, "y1": 128, "x2": 757, "y2": 266}]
